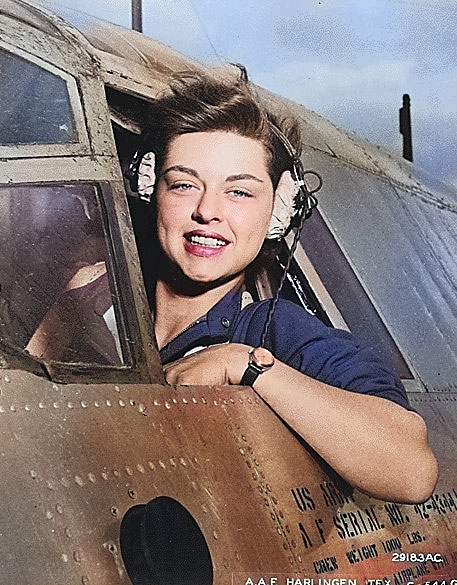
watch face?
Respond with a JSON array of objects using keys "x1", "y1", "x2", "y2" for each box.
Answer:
[{"x1": 251, "y1": 347, "x2": 275, "y2": 368}]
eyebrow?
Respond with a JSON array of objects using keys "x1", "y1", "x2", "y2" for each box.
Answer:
[
  {"x1": 162, "y1": 166, "x2": 264, "y2": 184},
  {"x1": 162, "y1": 165, "x2": 199, "y2": 178},
  {"x1": 226, "y1": 173, "x2": 264, "y2": 183}
]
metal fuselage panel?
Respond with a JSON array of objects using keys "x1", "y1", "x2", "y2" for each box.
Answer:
[{"x1": 0, "y1": 370, "x2": 456, "y2": 583}]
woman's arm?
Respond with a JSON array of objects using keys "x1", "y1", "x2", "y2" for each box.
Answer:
[{"x1": 163, "y1": 343, "x2": 438, "y2": 504}]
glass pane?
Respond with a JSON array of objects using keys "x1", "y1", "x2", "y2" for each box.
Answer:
[
  {"x1": 0, "y1": 184, "x2": 123, "y2": 365},
  {"x1": 300, "y1": 211, "x2": 413, "y2": 380},
  {"x1": 0, "y1": 48, "x2": 77, "y2": 145}
]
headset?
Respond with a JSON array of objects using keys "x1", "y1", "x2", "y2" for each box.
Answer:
[{"x1": 258, "y1": 122, "x2": 322, "y2": 345}]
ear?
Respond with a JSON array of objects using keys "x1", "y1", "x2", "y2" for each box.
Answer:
[
  {"x1": 266, "y1": 170, "x2": 299, "y2": 239},
  {"x1": 137, "y1": 152, "x2": 156, "y2": 202}
]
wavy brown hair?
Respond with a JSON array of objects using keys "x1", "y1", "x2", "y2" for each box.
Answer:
[{"x1": 138, "y1": 72, "x2": 301, "y2": 190}]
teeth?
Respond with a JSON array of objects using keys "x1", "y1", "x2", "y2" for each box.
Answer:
[{"x1": 189, "y1": 235, "x2": 227, "y2": 247}]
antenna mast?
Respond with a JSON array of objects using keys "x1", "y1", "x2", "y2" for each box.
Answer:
[
  {"x1": 399, "y1": 93, "x2": 413, "y2": 162},
  {"x1": 132, "y1": 0, "x2": 143, "y2": 32}
]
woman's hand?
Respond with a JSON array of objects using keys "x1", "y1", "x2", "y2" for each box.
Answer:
[{"x1": 163, "y1": 343, "x2": 250, "y2": 386}]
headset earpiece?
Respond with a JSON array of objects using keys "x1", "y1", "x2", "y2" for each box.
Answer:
[
  {"x1": 268, "y1": 122, "x2": 321, "y2": 237},
  {"x1": 125, "y1": 129, "x2": 156, "y2": 198}
]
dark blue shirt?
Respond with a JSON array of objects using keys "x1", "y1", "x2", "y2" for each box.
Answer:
[{"x1": 159, "y1": 287, "x2": 409, "y2": 409}]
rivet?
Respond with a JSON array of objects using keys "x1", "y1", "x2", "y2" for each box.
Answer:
[{"x1": 107, "y1": 543, "x2": 118, "y2": 554}]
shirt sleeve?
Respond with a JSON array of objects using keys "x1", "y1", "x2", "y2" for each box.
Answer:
[{"x1": 232, "y1": 298, "x2": 410, "y2": 409}]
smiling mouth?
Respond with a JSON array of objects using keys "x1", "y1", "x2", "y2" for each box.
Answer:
[{"x1": 185, "y1": 234, "x2": 229, "y2": 248}]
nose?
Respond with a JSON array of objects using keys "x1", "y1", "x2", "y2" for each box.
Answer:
[{"x1": 191, "y1": 188, "x2": 222, "y2": 224}]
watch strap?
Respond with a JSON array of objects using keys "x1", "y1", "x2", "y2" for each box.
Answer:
[{"x1": 240, "y1": 362, "x2": 264, "y2": 387}]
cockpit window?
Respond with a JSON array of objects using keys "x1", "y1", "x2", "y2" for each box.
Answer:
[
  {"x1": 300, "y1": 211, "x2": 413, "y2": 380},
  {"x1": 0, "y1": 47, "x2": 77, "y2": 145},
  {"x1": 0, "y1": 184, "x2": 124, "y2": 366}
]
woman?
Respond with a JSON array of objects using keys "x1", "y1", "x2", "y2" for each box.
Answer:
[{"x1": 128, "y1": 74, "x2": 438, "y2": 504}]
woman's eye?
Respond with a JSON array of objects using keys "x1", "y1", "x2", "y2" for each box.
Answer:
[
  {"x1": 229, "y1": 189, "x2": 252, "y2": 199},
  {"x1": 171, "y1": 182, "x2": 194, "y2": 192}
]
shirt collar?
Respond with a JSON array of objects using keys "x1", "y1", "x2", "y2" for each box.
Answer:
[{"x1": 159, "y1": 286, "x2": 243, "y2": 364}]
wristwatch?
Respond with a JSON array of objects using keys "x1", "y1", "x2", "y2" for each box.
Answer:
[{"x1": 240, "y1": 347, "x2": 275, "y2": 387}]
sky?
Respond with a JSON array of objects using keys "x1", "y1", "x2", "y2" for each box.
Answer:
[{"x1": 47, "y1": 0, "x2": 457, "y2": 188}]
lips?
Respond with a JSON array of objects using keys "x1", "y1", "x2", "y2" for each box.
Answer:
[{"x1": 183, "y1": 230, "x2": 230, "y2": 257}]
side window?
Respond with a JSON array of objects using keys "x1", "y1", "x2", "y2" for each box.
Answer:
[
  {"x1": 0, "y1": 47, "x2": 77, "y2": 145},
  {"x1": 0, "y1": 184, "x2": 124, "y2": 366},
  {"x1": 299, "y1": 210, "x2": 413, "y2": 380}
]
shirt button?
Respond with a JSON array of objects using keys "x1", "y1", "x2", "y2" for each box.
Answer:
[{"x1": 221, "y1": 317, "x2": 230, "y2": 328}]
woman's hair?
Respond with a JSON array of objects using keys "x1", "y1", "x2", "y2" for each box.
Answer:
[{"x1": 140, "y1": 72, "x2": 302, "y2": 189}]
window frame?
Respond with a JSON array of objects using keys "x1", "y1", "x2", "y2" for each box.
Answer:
[{"x1": 0, "y1": 179, "x2": 162, "y2": 385}]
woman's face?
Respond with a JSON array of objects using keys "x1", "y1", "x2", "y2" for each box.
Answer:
[{"x1": 155, "y1": 131, "x2": 274, "y2": 287}]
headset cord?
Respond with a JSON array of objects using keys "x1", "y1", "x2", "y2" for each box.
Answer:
[{"x1": 259, "y1": 169, "x2": 321, "y2": 348}]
